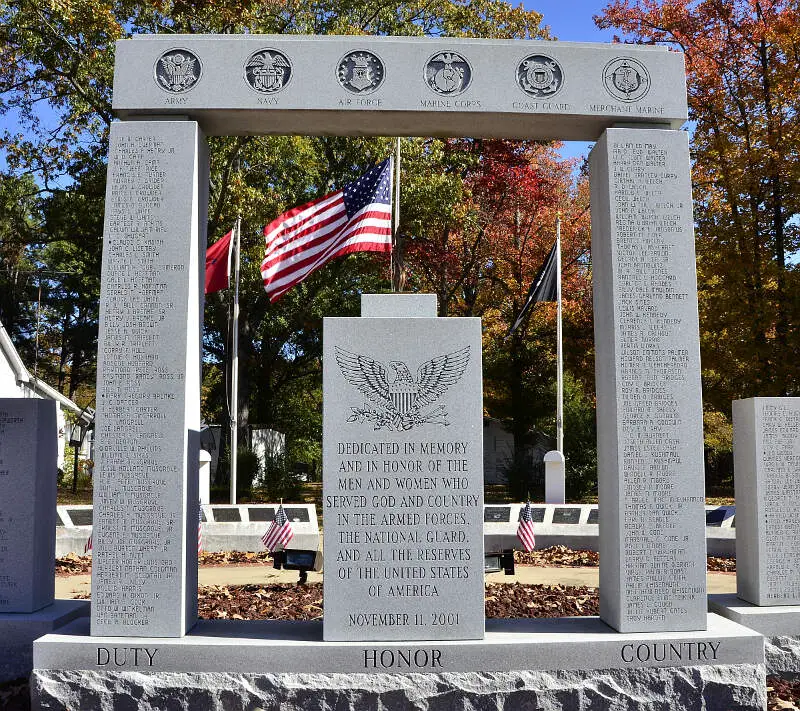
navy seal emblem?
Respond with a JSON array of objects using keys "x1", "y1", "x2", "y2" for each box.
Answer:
[
  {"x1": 245, "y1": 49, "x2": 291, "y2": 94},
  {"x1": 603, "y1": 57, "x2": 650, "y2": 102},
  {"x1": 337, "y1": 51, "x2": 385, "y2": 94},
  {"x1": 516, "y1": 55, "x2": 563, "y2": 97},
  {"x1": 155, "y1": 49, "x2": 201, "y2": 93},
  {"x1": 335, "y1": 346, "x2": 470, "y2": 431},
  {"x1": 424, "y1": 52, "x2": 472, "y2": 96}
]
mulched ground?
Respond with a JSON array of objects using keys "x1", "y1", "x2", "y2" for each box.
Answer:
[{"x1": 56, "y1": 546, "x2": 737, "y2": 575}]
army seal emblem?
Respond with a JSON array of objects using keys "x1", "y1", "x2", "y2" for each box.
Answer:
[
  {"x1": 244, "y1": 49, "x2": 292, "y2": 94},
  {"x1": 155, "y1": 49, "x2": 202, "y2": 93},
  {"x1": 603, "y1": 57, "x2": 650, "y2": 102},
  {"x1": 516, "y1": 55, "x2": 563, "y2": 97},
  {"x1": 424, "y1": 52, "x2": 472, "y2": 96},
  {"x1": 337, "y1": 51, "x2": 385, "y2": 94}
]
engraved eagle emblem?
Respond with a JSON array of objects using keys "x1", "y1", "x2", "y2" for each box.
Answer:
[
  {"x1": 158, "y1": 52, "x2": 198, "y2": 93},
  {"x1": 335, "y1": 346, "x2": 470, "y2": 431}
]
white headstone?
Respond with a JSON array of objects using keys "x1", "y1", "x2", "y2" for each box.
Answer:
[
  {"x1": 90, "y1": 120, "x2": 206, "y2": 637},
  {"x1": 590, "y1": 127, "x2": 706, "y2": 633},
  {"x1": 544, "y1": 450, "x2": 566, "y2": 504},
  {"x1": 0, "y1": 399, "x2": 57, "y2": 613},
  {"x1": 323, "y1": 296, "x2": 484, "y2": 641},
  {"x1": 733, "y1": 397, "x2": 800, "y2": 606}
]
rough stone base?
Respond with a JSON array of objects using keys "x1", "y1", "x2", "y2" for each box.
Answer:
[
  {"x1": 32, "y1": 664, "x2": 766, "y2": 711},
  {"x1": 766, "y1": 636, "x2": 800, "y2": 678}
]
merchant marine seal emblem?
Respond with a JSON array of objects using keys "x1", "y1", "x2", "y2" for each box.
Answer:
[{"x1": 602, "y1": 57, "x2": 651, "y2": 102}]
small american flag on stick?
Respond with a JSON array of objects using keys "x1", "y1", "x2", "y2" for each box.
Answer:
[
  {"x1": 84, "y1": 533, "x2": 93, "y2": 555},
  {"x1": 517, "y1": 501, "x2": 536, "y2": 553},
  {"x1": 262, "y1": 503, "x2": 294, "y2": 552}
]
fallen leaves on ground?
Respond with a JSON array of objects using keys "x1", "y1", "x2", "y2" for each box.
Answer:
[
  {"x1": 196, "y1": 582, "x2": 601, "y2": 622},
  {"x1": 54, "y1": 553, "x2": 92, "y2": 576},
  {"x1": 514, "y1": 546, "x2": 599, "y2": 567},
  {"x1": 769, "y1": 678, "x2": 800, "y2": 710},
  {"x1": 198, "y1": 550, "x2": 274, "y2": 566},
  {"x1": 706, "y1": 556, "x2": 736, "y2": 572},
  {"x1": 484, "y1": 583, "x2": 599, "y2": 618}
]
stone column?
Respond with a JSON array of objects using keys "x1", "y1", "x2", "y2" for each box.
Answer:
[
  {"x1": 733, "y1": 397, "x2": 800, "y2": 605},
  {"x1": 590, "y1": 127, "x2": 706, "y2": 633},
  {"x1": 0, "y1": 399, "x2": 57, "y2": 613},
  {"x1": 90, "y1": 120, "x2": 207, "y2": 637},
  {"x1": 322, "y1": 294, "x2": 484, "y2": 641}
]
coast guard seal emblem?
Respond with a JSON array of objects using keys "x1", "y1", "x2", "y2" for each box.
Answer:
[
  {"x1": 336, "y1": 346, "x2": 470, "y2": 431},
  {"x1": 245, "y1": 49, "x2": 292, "y2": 94},
  {"x1": 424, "y1": 52, "x2": 472, "y2": 96},
  {"x1": 603, "y1": 57, "x2": 650, "y2": 102},
  {"x1": 516, "y1": 55, "x2": 563, "y2": 97},
  {"x1": 338, "y1": 51, "x2": 385, "y2": 94},
  {"x1": 155, "y1": 49, "x2": 201, "y2": 93}
]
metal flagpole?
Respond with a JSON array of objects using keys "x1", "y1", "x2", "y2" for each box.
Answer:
[
  {"x1": 230, "y1": 215, "x2": 241, "y2": 504},
  {"x1": 392, "y1": 137, "x2": 401, "y2": 292},
  {"x1": 555, "y1": 213, "x2": 564, "y2": 454}
]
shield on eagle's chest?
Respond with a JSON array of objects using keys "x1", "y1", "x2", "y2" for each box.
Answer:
[{"x1": 390, "y1": 385, "x2": 416, "y2": 415}]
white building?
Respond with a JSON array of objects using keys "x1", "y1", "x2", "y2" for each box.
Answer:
[{"x1": 0, "y1": 318, "x2": 94, "y2": 469}]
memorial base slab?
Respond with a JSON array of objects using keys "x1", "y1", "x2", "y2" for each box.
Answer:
[
  {"x1": 0, "y1": 600, "x2": 89, "y2": 683},
  {"x1": 32, "y1": 663, "x2": 766, "y2": 711},
  {"x1": 710, "y1": 593, "x2": 800, "y2": 676},
  {"x1": 32, "y1": 614, "x2": 765, "y2": 709}
]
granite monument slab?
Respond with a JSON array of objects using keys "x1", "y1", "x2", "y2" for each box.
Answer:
[{"x1": 323, "y1": 296, "x2": 484, "y2": 641}]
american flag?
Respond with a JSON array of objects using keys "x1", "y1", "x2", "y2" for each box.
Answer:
[
  {"x1": 198, "y1": 502, "x2": 204, "y2": 553},
  {"x1": 517, "y1": 501, "x2": 536, "y2": 552},
  {"x1": 260, "y1": 158, "x2": 393, "y2": 302},
  {"x1": 84, "y1": 533, "x2": 93, "y2": 555},
  {"x1": 262, "y1": 503, "x2": 294, "y2": 552}
]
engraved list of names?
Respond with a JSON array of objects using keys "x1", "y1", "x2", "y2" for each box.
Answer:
[
  {"x1": 592, "y1": 128, "x2": 706, "y2": 633},
  {"x1": 323, "y1": 317, "x2": 484, "y2": 641},
  {"x1": 91, "y1": 122, "x2": 203, "y2": 637}
]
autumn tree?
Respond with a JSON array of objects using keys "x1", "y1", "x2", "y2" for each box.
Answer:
[{"x1": 596, "y1": 0, "x2": 800, "y2": 426}]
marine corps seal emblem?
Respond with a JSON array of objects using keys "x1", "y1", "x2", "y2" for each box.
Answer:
[
  {"x1": 338, "y1": 51, "x2": 385, "y2": 94},
  {"x1": 602, "y1": 57, "x2": 651, "y2": 102},
  {"x1": 244, "y1": 49, "x2": 292, "y2": 94},
  {"x1": 516, "y1": 55, "x2": 563, "y2": 97},
  {"x1": 155, "y1": 49, "x2": 201, "y2": 93},
  {"x1": 424, "y1": 52, "x2": 472, "y2": 96}
]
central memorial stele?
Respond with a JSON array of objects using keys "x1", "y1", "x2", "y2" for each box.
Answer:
[{"x1": 323, "y1": 294, "x2": 484, "y2": 641}]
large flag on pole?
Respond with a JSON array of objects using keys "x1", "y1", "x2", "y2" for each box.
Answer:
[
  {"x1": 260, "y1": 158, "x2": 393, "y2": 302},
  {"x1": 508, "y1": 241, "x2": 558, "y2": 336},
  {"x1": 205, "y1": 229, "x2": 234, "y2": 294}
]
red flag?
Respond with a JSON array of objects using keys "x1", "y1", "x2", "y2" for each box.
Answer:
[
  {"x1": 205, "y1": 229, "x2": 233, "y2": 294},
  {"x1": 260, "y1": 159, "x2": 392, "y2": 302}
]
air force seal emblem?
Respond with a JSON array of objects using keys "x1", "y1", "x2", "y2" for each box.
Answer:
[
  {"x1": 155, "y1": 49, "x2": 201, "y2": 93},
  {"x1": 338, "y1": 51, "x2": 385, "y2": 94},
  {"x1": 336, "y1": 346, "x2": 470, "y2": 431}
]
